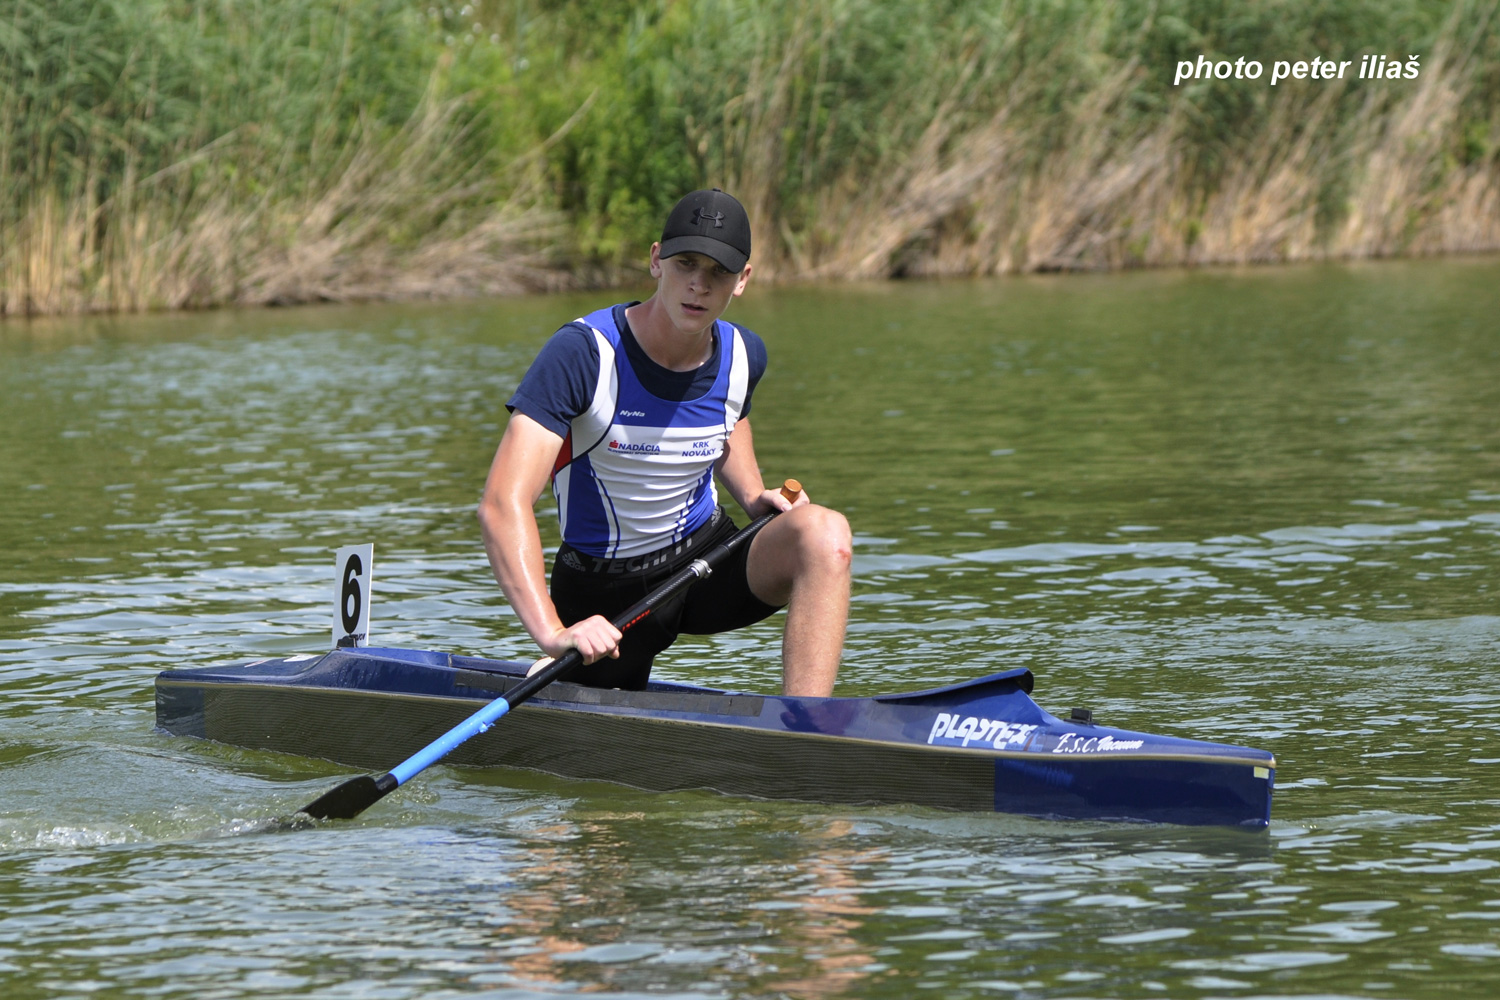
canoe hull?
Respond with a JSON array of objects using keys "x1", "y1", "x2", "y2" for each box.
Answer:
[{"x1": 156, "y1": 648, "x2": 1275, "y2": 827}]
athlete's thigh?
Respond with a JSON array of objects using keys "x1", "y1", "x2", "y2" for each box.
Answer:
[{"x1": 677, "y1": 536, "x2": 781, "y2": 635}]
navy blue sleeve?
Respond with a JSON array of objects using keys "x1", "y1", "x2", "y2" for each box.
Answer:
[
  {"x1": 735, "y1": 324, "x2": 768, "y2": 420},
  {"x1": 506, "y1": 324, "x2": 599, "y2": 438}
]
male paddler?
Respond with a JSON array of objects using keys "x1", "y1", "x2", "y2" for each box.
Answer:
[{"x1": 477, "y1": 188, "x2": 851, "y2": 696}]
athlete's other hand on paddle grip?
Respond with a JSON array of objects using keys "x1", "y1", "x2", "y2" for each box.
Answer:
[
  {"x1": 758, "y1": 486, "x2": 806, "y2": 515},
  {"x1": 742, "y1": 478, "x2": 806, "y2": 517}
]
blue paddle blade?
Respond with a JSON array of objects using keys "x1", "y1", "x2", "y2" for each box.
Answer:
[{"x1": 299, "y1": 772, "x2": 397, "y2": 820}]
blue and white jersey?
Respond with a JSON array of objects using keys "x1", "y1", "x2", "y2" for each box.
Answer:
[{"x1": 508, "y1": 304, "x2": 765, "y2": 559}]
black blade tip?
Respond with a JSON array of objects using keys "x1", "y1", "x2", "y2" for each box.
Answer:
[{"x1": 297, "y1": 773, "x2": 396, "y2": 821}]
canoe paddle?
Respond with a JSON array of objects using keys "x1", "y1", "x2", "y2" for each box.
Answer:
[{"x1": 297, "y1": 479, "x2": 804, "y2": 821}]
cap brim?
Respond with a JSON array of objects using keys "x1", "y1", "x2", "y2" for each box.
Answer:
[{"x1": 659, "y1": 235, "x2": 748, "y2": 273}]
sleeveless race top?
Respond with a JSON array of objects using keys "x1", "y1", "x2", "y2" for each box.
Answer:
[{"x1": 551, "y1": 306, "x2": 751, "y2": 558}]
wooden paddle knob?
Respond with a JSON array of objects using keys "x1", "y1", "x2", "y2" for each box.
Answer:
[{"x1": 779, "y1": 479, "x2": 803, "y2": 503}]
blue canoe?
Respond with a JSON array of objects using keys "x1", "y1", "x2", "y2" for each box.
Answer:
[{"x1": 155, "y1": 647, "x2": 1275, "y2": 828}]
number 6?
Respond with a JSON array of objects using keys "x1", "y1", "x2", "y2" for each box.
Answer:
[{"x1": 332, "y1": 544, "x2": 373, "y2": 648}]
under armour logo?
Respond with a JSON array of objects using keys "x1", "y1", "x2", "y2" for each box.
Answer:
[{"x1": 693, "y1": 208, "x2": 726, "y2": 228}]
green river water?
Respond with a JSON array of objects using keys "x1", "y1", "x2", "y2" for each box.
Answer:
[{"x1": 1, "y1": 258, "x2": 1498, "y2": 999}]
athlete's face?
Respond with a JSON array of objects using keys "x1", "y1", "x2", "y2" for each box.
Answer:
[{"x1": 649, "y1": 245, "x2": 752, "y2": 335}]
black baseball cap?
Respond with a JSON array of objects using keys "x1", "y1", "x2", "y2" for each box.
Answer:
[{"x1": 659, "y1": 189, "x2": 751, "y2": 273}]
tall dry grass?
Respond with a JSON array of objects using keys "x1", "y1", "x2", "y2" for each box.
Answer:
[
  {"x1": 698, "y1": 0, "x2": 1500, "y2": 280},
  {"x1": 3, "y1": 0, "x2": 1497, "y2": 316},
  {"x1": 0, "y1": 0, "x2": 566, "y2": 317},
  {"x1": 0, "y1": 93, "x2": 564, "y2": 315}
]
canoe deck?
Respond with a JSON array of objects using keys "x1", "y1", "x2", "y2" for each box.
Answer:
[{"x1": 156, "y1": 647, "x2": 1275, "y2": 827}]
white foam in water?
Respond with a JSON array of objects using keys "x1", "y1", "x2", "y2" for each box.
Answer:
[{"x1": 7, "y1": 825, "x2": 139, "y2": 851}]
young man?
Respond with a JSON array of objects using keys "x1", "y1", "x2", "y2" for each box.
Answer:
[{"x1": 477, "y1": 189, "x2": 850, "y2": 697}]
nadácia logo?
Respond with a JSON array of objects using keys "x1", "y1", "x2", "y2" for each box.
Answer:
[{"x1": 608, "y1": 440, "x2": 661, "y2": 454}]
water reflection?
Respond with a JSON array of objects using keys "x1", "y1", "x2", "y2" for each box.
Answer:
[
  {"x1": 762, "y1": 820, "x2": 885, "y2": 998},
  {"x1": 499, "y1": 826, "x2": 601, "y2": 989}
]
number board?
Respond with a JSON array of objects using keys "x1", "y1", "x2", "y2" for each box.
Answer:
[{"x1": 333, "y1": 544, "x2": 374, "y2": 648}]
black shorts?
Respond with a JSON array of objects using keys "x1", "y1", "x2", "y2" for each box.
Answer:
[{"x1": 550, "y1": 507, "x2": 782, "y2": 690}]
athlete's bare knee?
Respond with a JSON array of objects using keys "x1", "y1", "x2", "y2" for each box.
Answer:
[{"x1": 794, "y1": 506, "x2": 851, "y2": 573}]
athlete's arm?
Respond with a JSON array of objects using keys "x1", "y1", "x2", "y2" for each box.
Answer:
[
  {"x1": 477, "y1": 412, "x2": 621, "y2": 663},
  {"x1": 716, "y1": 417, "x2": 808, "y2": 515}
]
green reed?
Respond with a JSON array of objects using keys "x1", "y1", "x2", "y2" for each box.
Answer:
[
  {"x1": 0, "y1": 0, "x2": 545, "y2": 314},
  {"x1": 495, "y1": 0, "x2": 1500, "y2": 278},
  {"x1": 2, "y1": 0, "x2": 1497, "y2": 314}
]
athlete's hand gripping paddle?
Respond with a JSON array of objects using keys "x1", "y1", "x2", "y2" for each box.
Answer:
[{"x1": 298, "y1": 479, "x2": 804, "y2": 821}]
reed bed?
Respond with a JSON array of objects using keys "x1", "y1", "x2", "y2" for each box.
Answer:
[
  {"x1": 3, "y1": 0, "x2": 1497, "y2": 315},
  {"x1": 614, "y1": 0, "x2": 1500, "y2": 279},
  {"x1": 0, "y1": 0, "x2": 562, "y2": 316}
]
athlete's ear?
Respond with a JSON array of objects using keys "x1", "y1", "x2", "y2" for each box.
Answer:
[
  {"x1": 732, "y1": 261, "x2": 752, "y2": 297},
  {"x1": 648, "y1": 242, "x2": 664, "y2": 279}
]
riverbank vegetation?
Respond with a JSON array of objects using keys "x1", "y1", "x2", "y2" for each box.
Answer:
[{"x1": 3, "y1": 0, "x2": 1498, "y2": 314}]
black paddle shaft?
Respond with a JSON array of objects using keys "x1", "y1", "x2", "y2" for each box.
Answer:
[{"x1": 502, "y1": 508, "x2": 778, "y2": 704}]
